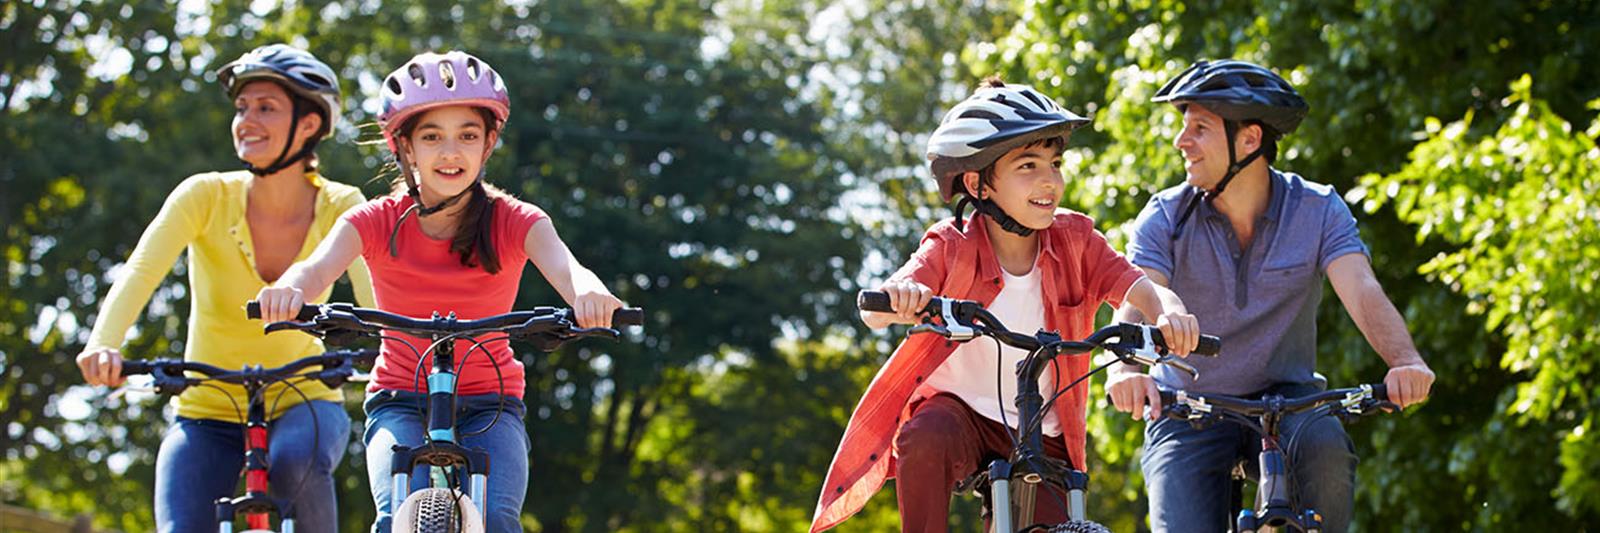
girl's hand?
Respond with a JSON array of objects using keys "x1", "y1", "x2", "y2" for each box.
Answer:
[
  {"x1": 76, "y1": 347, "x2": 126, "y2": 387},
  {"x1": 254, "y1": 286, "x2": 305, "y2": 324},
  {"x1": 574, "y1": 290, "x2": 624, "y2": 329}
]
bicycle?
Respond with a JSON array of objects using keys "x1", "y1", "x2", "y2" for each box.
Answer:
[
  {"x1": 1151, "y1": 384, "x2": 1395, "y2": 533},
  {"x1": 247, "y1": 301, "x2": 643, "y2": 533},
  {"x1": 118, "y1": 347, "x2": 379, "y2": 533},
  {"x1": 857, "y1": 290, "x2": 1220, "y2": 533}
]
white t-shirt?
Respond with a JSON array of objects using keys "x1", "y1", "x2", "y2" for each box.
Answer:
[{"x1": 919, "y1": 263, "x2": 1061, "y2": 437}]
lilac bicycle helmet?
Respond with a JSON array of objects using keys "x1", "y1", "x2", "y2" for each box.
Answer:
[{"x1": 378, "y1": 51, "x2": 511, "y2": 153}]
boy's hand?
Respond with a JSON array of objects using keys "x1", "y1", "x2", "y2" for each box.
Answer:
[
  {"x1": 1155, "y1": 311, "x2": 1199, "y2": 357},
  {"x1": 254, "y1": 286, "x2": 305, "y2": 324},
  {"x1": 882, "y1": 280, "x2": 933, "y2": 325},
  {"x1": 1107, "y1": 365, "x2": 1161, "y2": 421},
  {"x1": 76, "y1": 347, "x2": 126, "y2": 388},
  {"x1": 574, "y1": 290, "x2": 624, "y2": 329}
]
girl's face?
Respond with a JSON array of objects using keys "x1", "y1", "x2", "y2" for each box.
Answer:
[
  {"x1": 232, "y1": 81, "x2": 319, "y2": 168},
  {"x1": 403, "y1": 106, "x2": 496, "y2": 203},
  {"x1": 965, "y1": 142, "x2": 1065, "y2": 231}
]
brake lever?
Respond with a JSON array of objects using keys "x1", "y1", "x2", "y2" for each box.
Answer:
[
  {"x1": 569, "y1": 326, "x2": 621, "y2": 338},
  {"x1": 1158, "y1": 354, "x2": 1200, "y2": 379},
  {"x1": 908, "y1": 323, "x2": 952, "y2": 337},
  {"x1": 264, "y1": 320, "x2": 318, "y2": 334}
]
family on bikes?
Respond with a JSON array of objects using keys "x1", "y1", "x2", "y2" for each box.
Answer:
[{"x1": 73, "y1": 41, "x2": 1434, "y2": 533}]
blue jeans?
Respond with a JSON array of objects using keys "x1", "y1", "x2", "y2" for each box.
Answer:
[
  {"x1": 1141, "y1": 383, "x2": 1358, "y2": 533},
  {"x1": 363, "y1": 390, "x2": 530, "y2": 533},
  {"x1": 153, "y1": 400, "x2": 350, "y2": 533}
]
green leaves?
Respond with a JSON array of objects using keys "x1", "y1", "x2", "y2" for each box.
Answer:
[{"x1": 1362, "y1": 75, "x2": 1600, "y2": 519}]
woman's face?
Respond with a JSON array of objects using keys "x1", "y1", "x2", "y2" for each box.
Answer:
[
  {"x1": 231, "y1": 81, "x2": 318, "y2": 168},
  {"x1": 403, "y1": 106, "x2": 495, "y2": 203}
]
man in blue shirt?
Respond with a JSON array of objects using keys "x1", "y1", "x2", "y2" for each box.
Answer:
[{"x1": 1107, "y1": 60, "x2": 1437, "y2": 532}]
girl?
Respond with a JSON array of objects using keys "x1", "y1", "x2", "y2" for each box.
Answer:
[
  {"x1": 254, "y1": 51, "x2": 626, "y2": 533},
  {"x1": 76, "y1": 44, "x2": 374, "y2": 533}
]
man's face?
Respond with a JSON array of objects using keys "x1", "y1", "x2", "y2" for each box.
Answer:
[{"x1": 1173, "y1": 104, "x2": 1256, "y2": 191}]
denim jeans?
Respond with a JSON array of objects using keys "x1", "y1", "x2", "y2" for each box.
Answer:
[
  {"x1": 153, "y1": 400, "x2": 350, "y2": 533},
  {"x1": 363, "y1": 389, "x2": 530, "y2": 533},
  {"x1": 1140, "y1": 383, "x2": 1358, "y2": 533}
]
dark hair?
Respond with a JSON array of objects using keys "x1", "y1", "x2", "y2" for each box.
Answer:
[
  {"x1": 389, "y1": 106, "x2": 507, "y2": 274},
  {"x1": 1241, "y1": 120, "x2": 1280, "y2": 163}
]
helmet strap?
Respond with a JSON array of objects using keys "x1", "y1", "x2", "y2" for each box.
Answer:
[
  {"x1": 389, "y1": 149, "x2": 483, "y2": 258},
  {"x1": 1171, "y1": 120, "x2": 1267, "y2": 240},
  {"x1": 952, "y1": 171, "x2": 1035, "y2": 237},
  {"x1": 242, "y1": 96, "x2": 320, "y2": 176}
]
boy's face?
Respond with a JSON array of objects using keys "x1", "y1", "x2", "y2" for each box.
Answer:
[
  {"x1": 1173, "y1": 104, "x2": 1258, "y2": 190},
  {"x1": 966, "y1": 142, "x2": 1065, "y2": 231}
]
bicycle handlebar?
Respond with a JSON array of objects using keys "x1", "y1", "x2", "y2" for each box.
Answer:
[
  {"x1": 119, "y1": 348, "x2": 379, "y2": 395},
  {"x1": 1158, "y1": 384, "x2": 1394, "y2": 426},
  {"x1": 245, "y1": 302, "x2": 644, "y2": 349},
  {"x1": 857, "y1": 290, "x2": 1221, "y2": 357}
]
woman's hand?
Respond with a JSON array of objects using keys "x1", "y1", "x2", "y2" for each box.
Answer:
[
  {"x1": 254, "y1": 285, "x2": 306, "y2": 324},
  {"x1": 76, "y1": 347, "x2": 126, "y2": 387}
]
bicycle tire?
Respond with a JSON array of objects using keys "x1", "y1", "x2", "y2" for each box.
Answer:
[
  {"x1": 1043, "y1": 520, "x2": 1113, "y2": 533},
  {"x1": 397, "y1": 488, "x2": 465, "y2": 533}
]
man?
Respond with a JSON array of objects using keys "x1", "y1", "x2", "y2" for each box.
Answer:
[{"x1": 1107, "y1": 59, "x2": 1436, "y2": 532}]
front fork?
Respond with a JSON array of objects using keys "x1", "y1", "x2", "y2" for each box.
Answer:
[
  {"x1": 1236, "y1": 437, "x2": 1321, "y2": 533},
  {"x1": 986, "y1": 460, "x2": 1089, "y2": 532}
]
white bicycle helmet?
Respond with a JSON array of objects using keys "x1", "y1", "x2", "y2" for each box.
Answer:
[{"x1": 926, "y1": 82, "x2": 1090, "y2": 201}]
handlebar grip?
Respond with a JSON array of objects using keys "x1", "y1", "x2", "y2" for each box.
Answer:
[
  {"x1": 857, "y1": 290, "x2": 941, "y2": 315},
  {"x1": 1146, "y1": 329, "x2": 1223, "y2": 356},
  {"x1": 1159, "y1": 390, "x2": 1177, "y2": 406},
  {"x1": 857, "y1": 290, "x2": 893, "y2": 313},
  {"x1": 246, "y1": 301, "x2": 319, "y2": 321},
  {"x1": 120, "y1": 360, "x2": 153, "y2": 376},
  {"x1": 613, "y1": 308, "x2": 644, "y2": 327},
  {"x1": 1370, "y1": 383, "x2": 1389, "y2": 402}
]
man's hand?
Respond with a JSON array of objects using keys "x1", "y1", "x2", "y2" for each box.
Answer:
[
  {"x1": 1107, "y1": 366, "x2": 1163, "y2": 421},
  {"x1": 1383, "y1": 362, "x2": 1435, "y2": 408}
]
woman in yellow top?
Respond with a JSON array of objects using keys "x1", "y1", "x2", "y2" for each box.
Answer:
[{"x1": 75, "y1": 44, "x2": 374, "y2": 533}]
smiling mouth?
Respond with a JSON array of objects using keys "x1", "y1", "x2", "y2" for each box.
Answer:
[
  {"x1": 1028, "y1": 198, "x2": 1055, "y2": 209},
  {"x1": 435, "y1": 167, "x2": 466, "y2": 178}
]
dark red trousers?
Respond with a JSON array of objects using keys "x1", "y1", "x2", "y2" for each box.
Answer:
[{"x1": 892, "y1": 394, "x2": 1074, "y2": 533}]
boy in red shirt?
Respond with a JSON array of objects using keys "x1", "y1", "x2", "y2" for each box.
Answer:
[{"x1": 811, "y1": 78, "x2": 1201, "y2": 533}]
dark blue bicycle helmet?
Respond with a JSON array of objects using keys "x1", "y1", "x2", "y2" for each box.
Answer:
[
  {"x1": 216, "y1": 44, "x2": 342, "y2": 175},
  {"x1": 1153, "y1": 60, "x2": 1308, "y2": 239}
]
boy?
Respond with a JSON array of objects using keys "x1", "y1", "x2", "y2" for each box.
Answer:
[{"x1": 811, "y1": 78, "x2": 1202, "y2": 533}]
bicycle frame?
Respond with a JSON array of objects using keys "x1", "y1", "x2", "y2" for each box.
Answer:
[
  {"x1": 387, "y1": 332, "x2": 492, "y2": 523},
  {"x1": 986, "y1": 338, "x2": 1091, "y2": 533},
  {"x1": 123, "y1": 349, "x2": 375, "y2": 533}
]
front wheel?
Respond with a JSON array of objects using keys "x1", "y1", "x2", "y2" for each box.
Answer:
[
  {"x1": 392, "y1": 488, "x2": 485, "y2": 533},
  {"x1": 1039, "y1": 521, "x2": 1112, "y2": 533}
]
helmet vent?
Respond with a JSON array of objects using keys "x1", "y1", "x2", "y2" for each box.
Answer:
[
  {"x1": 439, "y1": 61, "x2": 456, "y2": 89},
  {"x1": 385, "y1": 76, "x2": 404, "y2": 98},
  {"x1": 465, "y1": 58, "x2": 482, "y2": 82},
  {"x1": 407, "y1": 64, "x2": 427, "y2": 88}
]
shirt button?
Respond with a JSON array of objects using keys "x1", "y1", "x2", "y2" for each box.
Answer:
[{"x1": 869, "y1": 453, "x2": 878, "y2": 461}]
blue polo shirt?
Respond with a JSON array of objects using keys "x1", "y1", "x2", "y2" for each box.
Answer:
[{"x1": 1126, "y1": 170, "x2": 1369, "y2": 395}]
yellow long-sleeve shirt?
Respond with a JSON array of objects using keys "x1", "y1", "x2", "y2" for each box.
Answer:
[{"x1": 86, "y1": 170, "x2": 375, "y2": 422}]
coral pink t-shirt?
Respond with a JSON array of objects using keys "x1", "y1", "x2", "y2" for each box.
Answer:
[{"x1": 346, "y1": 193, "x2": 547, "y2": 398}]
